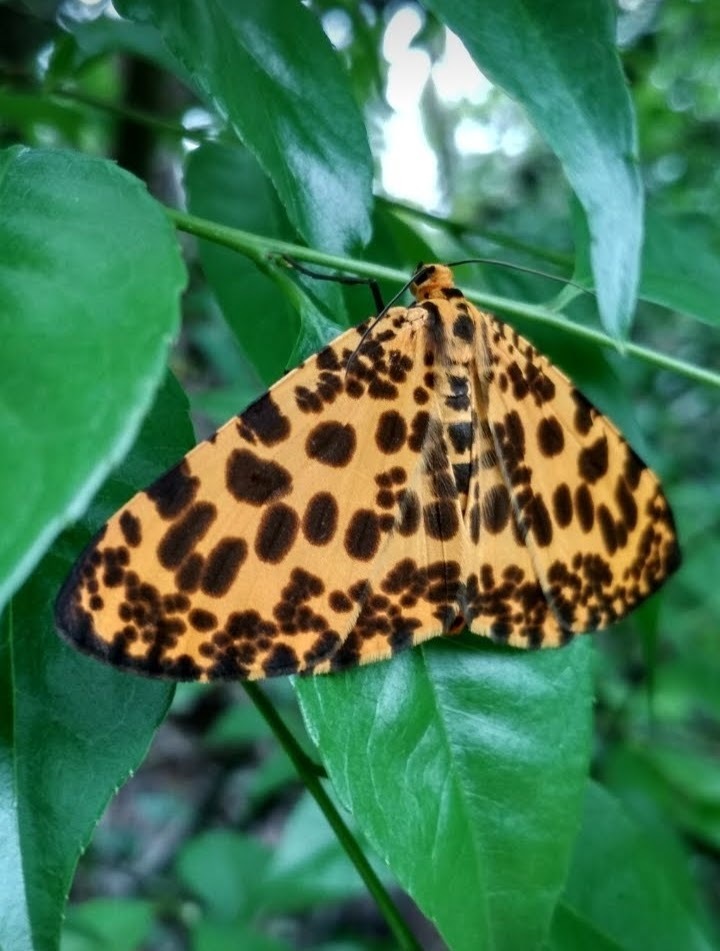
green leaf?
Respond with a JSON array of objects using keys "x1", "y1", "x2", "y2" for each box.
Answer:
[
  {"x1": 177, "y1": 830, "x2": 272, "y2": 922},
  {"x1": 190, "y1": 921, "x2": 291, "y2": 951},
  {"x1": 61, "y1": 899, "x2": 155, "y2": 951},
  {"x1": 641, "y1": 209, "x2": 720, "y2": 327},
  {"x1": 0, "y1": 375, "x2": 193, "y2": 951},
  {"x1": 262, "y1": 791, "x2": 394, "y2": 913},
  {"x1": 51, "y1": 16, "x2": 189, "y2": 82},
  {"x1": 185, "y1": 142, "x2": 299, "y2": 385},
  {"x1": 549, "y1": 904, "x2": 623, "y2": 951},
  {"x1": 606, "y1": 743, "x2": 720, "y2": 853},
  {"x1": 297, "y1": 637, "x2": 594, "y2": 951},
  {"x1": 185, "y1": 141, "x2": 347, "y2": 381},
  {"x1": 0, "y1": 146, "x2": 185, "y2": 609},
  {"x1": 0, "y1": 90, "x2": 84, "y2": 141},
  {"x1": 116, "y1": 0, "x2": 373, "y2": 254},
  {"x1": 553, "y1": 782, "x2": 715, "y2": 951},
  {"x1": 425, "y1": 0, "x2": 643, "y2": 338}
]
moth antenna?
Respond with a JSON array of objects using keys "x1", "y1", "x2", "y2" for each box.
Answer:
[{"x1": 447, "y1": 257, "x2": 591, "y2": 295}]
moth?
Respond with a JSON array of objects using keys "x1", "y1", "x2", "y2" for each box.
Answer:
[{"x1": 55, "y1": 263, "x2": 680, "y2": 680}]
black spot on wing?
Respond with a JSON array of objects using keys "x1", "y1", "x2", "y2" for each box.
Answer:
[
  {"x1": 201, "y1": 538, "x2": 248, "y2": 596},
  {"x1": 375, "y1": 410, "x2": 407, "y2": 454},
  {"x1": 571, "y1": 389, "x2": 594, "y2": 435},
  {"x1": 423, "y1": 500, "x2": 459, "y2": 540},
  {"x1": 448, "y1": 421, "x2": 472, "y2": 454},
  {"x1": 624, "y1": 451, "x2": 646, "y2": 490},
  {"x1": 146, "y1": 461, "x2": 199, "y2": 519},
  {"x1": 452, "y1": 313, "x2": 474, "y2": 341},
  {"x1": 469, "y1": 503, "x2": 481, "y2": 544},
  {"x1": 302, "y1": 492, "x2": 339, "y2": 545},
  {"x1": 158, "y1": 502, "x2": 216, "y2": 570},
  {"x1": 189, "y1": 608, "x2": 217, "y2": 632},
  {"x1": 263, "y1": 643, "x2": 300, "y2": 677},
  {"x1": 597, "y1": 503, "x2": 617, "y2": 555},
  {"x1": 537, "y1": 416, "x2": 564, "y2": 457},
  {"x1": 119, "y1": 511, "x2": 142, "y2": 547},
  {"x1": 615, "y1": 477, "x2": 638, "y2": 531},
  {"x1": 398, "y1": 489, "x2": 421, "y2": 537},
  {"x1": 306, "y1": 421, "x2": 357, "y2": 467},
  {"x1": 255, "y1": 503, "x2": 299, "y2": 563},
  {"x1": 227, "y1": 449, "x2": 292, "y2": 505},
  {"x1": 527, "y1": 495, "x2": 553, "y2": 547},
  {"x1": 408, "y1": 411, "x2": 431, "y2": 452},
  {"x1": 241, "y1": 394, "x2": 291, "y2": 446},
  {"x1": 445, "y1": 374, "x2": 470, "y2": 411},
  {"x1": 578, "y1": 436, "x2": 609, "y2": 483},
  {"x1": 452, "y1": 463, "x2": 471, "y2": 497},
  {"x1": 552, "y1": 483, "x2": 573, "y2": 528},
  {"x1": 575, "y1": 483, "x2": 594, "y2": 532},
  {"x1": 317, "y1": 346, "x2": 341, "y2": 371},
  {"x1": 176, "y1": 552, "x2": 203, "y2": 592},
  {"x1": 482, "y1": 485, "x2": 511, "y2": 534},
  {"x1": 345, "y1": 510, "x2": 381, "y2": 560},
  {"x1": 329, "y1": 590, "x2": 353, "y2": 612}
]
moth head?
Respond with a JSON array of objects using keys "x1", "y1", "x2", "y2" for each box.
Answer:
[{"x1": 410, "y1": 262, "x2": 456, "y2": 300}]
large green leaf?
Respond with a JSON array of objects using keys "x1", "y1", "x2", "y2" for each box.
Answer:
[
  {"x1": 116, "y1": 0, "x2": 373, "y2": 254},
  {"x1": 0, "y1": 375, "x2": 194, "y2": 951},
  {"x1": 297, "y1": 636, "x2": 594, "y2": 951},
  {"x1": 550, "y1": 782, "x2": 715, "y2": 951},
  {"x1": 0, "y1": 146, "x2": 185, "y2": 609},
  {"x1": 425, "y1": 0, "x2": 643, "y2": 338}
]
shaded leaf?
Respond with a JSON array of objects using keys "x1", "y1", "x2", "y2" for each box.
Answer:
[
  {"x1": 263, "y1": 791, "x2": 394, "y2": 913},
  {"x1": 117, "y1": 0, "x2": 373, "y2": 253},
  {"x1": 177, "y1": 830, "x2": 272, "y2": 922},
  {"x1": 0, "y1": 375, "x2": 192, "y2": 951},
  {"x1": 641, "y1": 209, "x2": 720, "y2": 326},
  {"x1": 185, "y1": 142, "x2": 298, "y2": 386},
  {"x1": 61, "y1": 899, "x2": 155, "y2": 951},
  {"x1": 554, "y1": 781, "x2": 715, "y2": 951},
  {"x1": 426, "y1": 0, "x2": 643, "y2": 337},
  {"x1": 0, "y1": 146, "x2": 185, "y2": 609}
]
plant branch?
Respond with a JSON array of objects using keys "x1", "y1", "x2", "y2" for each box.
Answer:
[
  {"x1": 166, "y1": 208, "x2": 720, "y2": 391},
  {"x1": 51, "y1": 88, "x2": 212, "y2": 142}
]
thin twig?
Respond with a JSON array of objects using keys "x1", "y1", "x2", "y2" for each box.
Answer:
[{"x1": 242, "y1": 682, "x2": 422, "y2": 951}]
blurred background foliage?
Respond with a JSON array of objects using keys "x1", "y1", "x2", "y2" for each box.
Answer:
[{"x1": 1, "y1": 0, "x2": 719, "y2": 949}]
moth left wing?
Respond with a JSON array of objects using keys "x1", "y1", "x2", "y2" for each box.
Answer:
[{"x1": 56, "y1": 307, "x2": 465, "y2": 680}]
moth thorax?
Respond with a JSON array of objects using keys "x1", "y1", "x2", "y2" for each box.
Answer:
[{"x1": 444, "y1": 325, "x2": 475, "y2": 366}]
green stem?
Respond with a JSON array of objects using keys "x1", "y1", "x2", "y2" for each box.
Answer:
[
  {"x1": 49, "y1": 88, "x2": 211, "y2": 142},
  {"x1": 166, "y1": 208, "x2": 720, "y2": 390},
  {"x1": 242, "y1": 682, "x2": 422, "y2": 951}
]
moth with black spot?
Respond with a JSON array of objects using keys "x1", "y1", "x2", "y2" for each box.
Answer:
[{"x1": 55, "y1": 264, "x2": 680, "y2": 680}]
